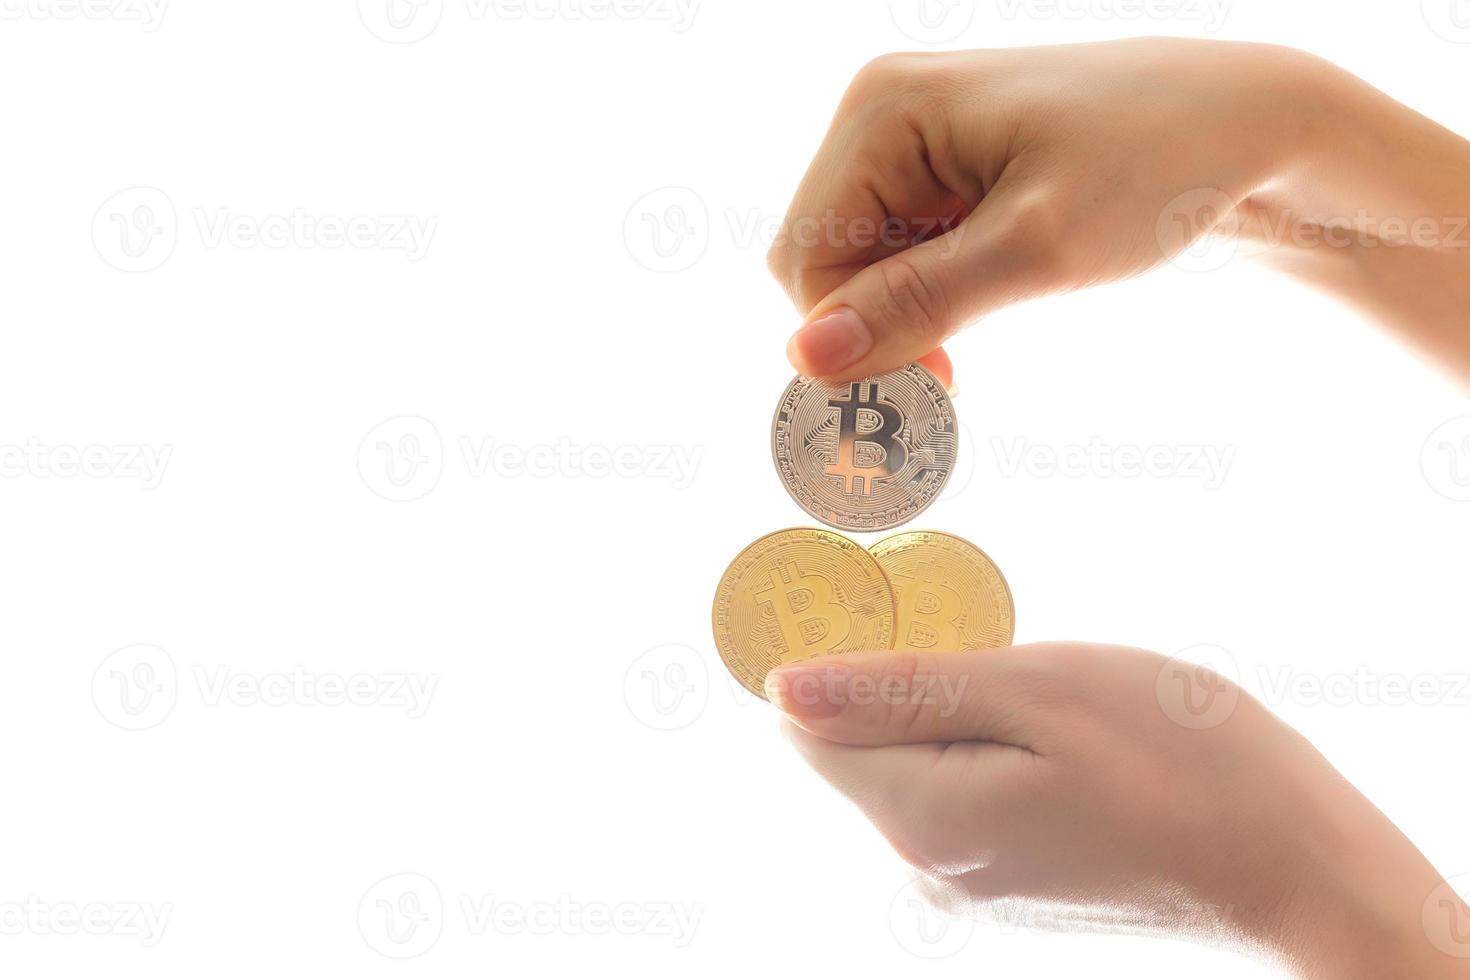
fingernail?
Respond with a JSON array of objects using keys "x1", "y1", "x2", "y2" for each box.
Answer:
[
  {"x1": 787, "y1": 307, "x2": 873, "y2": 376},
  {"x1": 764, "y1": 662, "x2": 850, "y2": 718}
]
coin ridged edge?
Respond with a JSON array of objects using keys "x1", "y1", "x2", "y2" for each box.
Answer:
[
  {"x1": 711, "y1": 526, "x2": 897, "y2": 700},
  {"x1": 868, "y1": 529, "x2": 1016, "y2": 646},
  {"x1": 769, "y1": 362, "x2": 957, "y2": 533}
]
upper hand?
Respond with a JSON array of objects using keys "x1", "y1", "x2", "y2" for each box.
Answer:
[{"x1": 766, "y1": 39, "x2": 1327, "y2": 382}]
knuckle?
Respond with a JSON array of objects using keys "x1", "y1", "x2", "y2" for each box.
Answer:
[
  {"x1": 993, "y1": 190, "x2": 1083, "y2": 284},
  {"x1": 886, "y1": 832, "x2": 947, "y2": 875},
  {"x1": 882, "y1": 763, "x2": 978, "y2": 873},
  {"x1": 993, "y1": 194, "x2": 1056, "y2": 255},
  {"x1": 765, "y1": 239, "x2": 796, "y2": 298},
  {"x1": 848, "y1": 53, "x2": 907, "y2": 97},
  {"x1": 766, "y1": 239, "x2": 819, "y2": 311},
  {"x1": 882, "y1": 811, "x2": 953, "y2": 875},
  {"x1": 846, "y1": 52, "x2": 941, "y2": 107},
  {"x1": 788, "y1": 269, "x2": 830, "y2": 315},
  {"x1": 764, "y1": 239, "x2": 789, "y2": 281}
]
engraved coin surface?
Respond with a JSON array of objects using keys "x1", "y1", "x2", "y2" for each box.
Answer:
[
  {"x1": 712, "y1": 528, "x2": 896, "y2": 699},
  {"x1": 772, "y1": 364, "x2": 958, "y2": 531},
  {"x1": 869, "y1": 530, "x2": 1015, "y2": 653}
]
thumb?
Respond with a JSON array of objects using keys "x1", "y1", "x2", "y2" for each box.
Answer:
[
  {"x1": 763, "y1": 646, "x2": 1051, "y2": 751},
  {"x1": 786, "y1": 191, "x2": 1059, "y2": 381}
]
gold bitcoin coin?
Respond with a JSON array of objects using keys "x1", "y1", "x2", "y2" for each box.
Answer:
[
  {"x1": 712, "y1": 527, "x2": 896, "y2": 699},
  {"x1": 771, "y1": 363, "x2": 958, "y2": 532},
  {"x1": 869, "y1": 531, "x2": 1015, "y2": 653}
]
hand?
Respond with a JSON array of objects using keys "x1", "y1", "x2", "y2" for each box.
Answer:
[
  {"x1": 767, "y1": 39, "x2": 1470, "y2": 384},
  {"x1": 766, "y1": 643, "x2": 1470, "y2": 979}
]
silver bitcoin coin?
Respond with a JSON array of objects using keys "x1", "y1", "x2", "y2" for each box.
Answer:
[{"x1": 771, "y1": 363, "x2": 958, "y2": 531}]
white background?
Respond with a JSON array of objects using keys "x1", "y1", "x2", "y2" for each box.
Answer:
[{"x1": 1, "y1": 0, "x2": 1468, "y2": 976}]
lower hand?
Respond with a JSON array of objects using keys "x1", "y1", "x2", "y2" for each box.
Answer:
[{"x1": 766, "y1": 643, "x2": 1470, "y2": 978}]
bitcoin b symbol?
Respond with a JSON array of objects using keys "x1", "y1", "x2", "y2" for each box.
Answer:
[
  {"x1": 826, "y1": 382, "x2": 908, "y2": 494},
  {"x1": 753, "y1": 562, "x2": 852, "y2": 661},
  {"x1": 892, "y1": 564, "x2": 963, "y2": 651}
]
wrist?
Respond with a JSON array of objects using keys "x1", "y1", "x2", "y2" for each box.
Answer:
[
  {"x1": 1234, "y1": 45, "x2": 1470, "y2": 254},
  {"x1": 1252, "y1": 802, "x2": 1470, "y2": 979},
  {"x1": 1256, "y1": 46, "x2": 1356, "y2": 184},
  {"x1": 1204, "y1": 43, "x2": 1347, "y2": 193}
]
